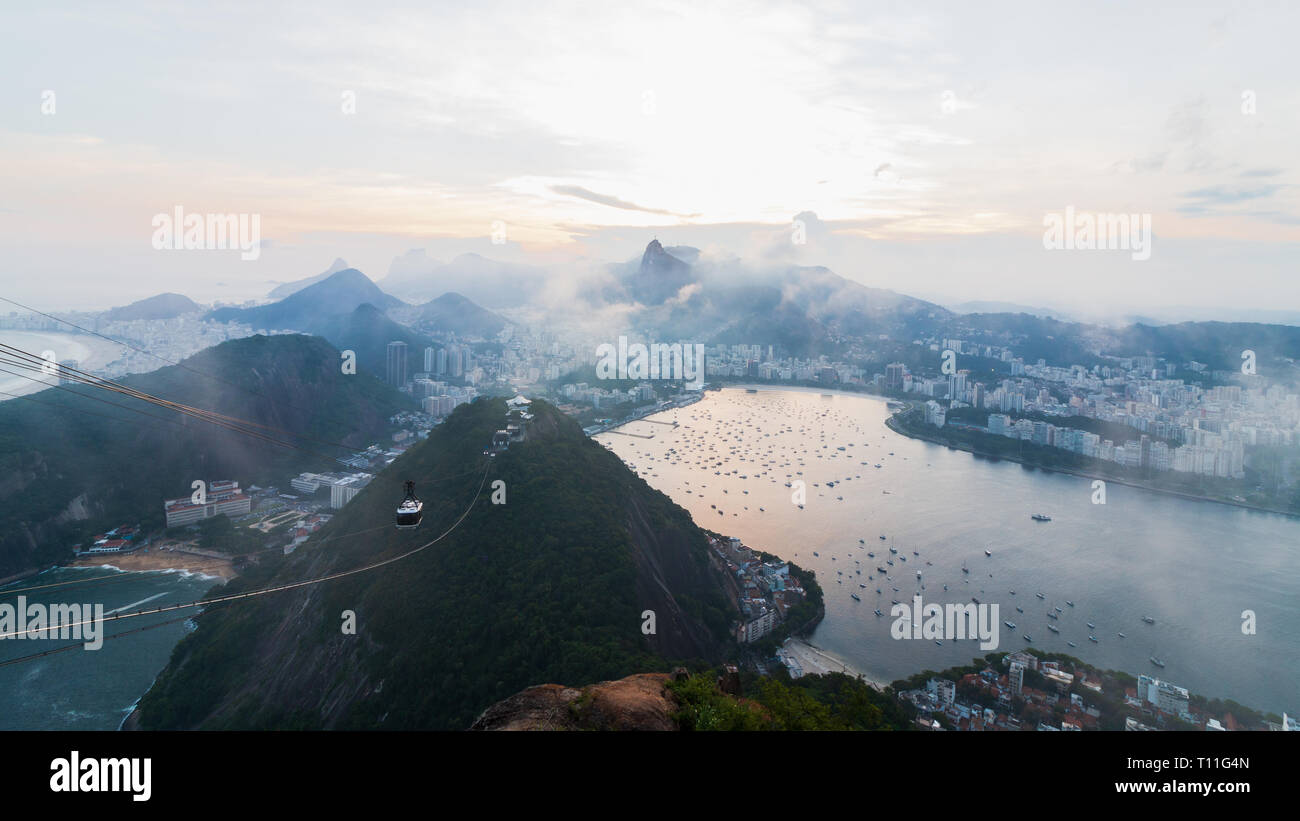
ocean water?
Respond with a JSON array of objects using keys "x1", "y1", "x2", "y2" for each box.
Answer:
[
  {"x1": 0, "y1": 566, "x2": 221, "y2": 730},
  {"x1": 0, "y1": 330, "x2": 123, "y2": 400},
  {"x1": 597, "y1": 387, "x2": 1300, "y2": 715}
]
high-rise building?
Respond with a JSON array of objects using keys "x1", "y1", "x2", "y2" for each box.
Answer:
[
  {"x1": 886, "y1": 362, "x2": 905, "y2": 389},
  {"x1": 1009, "y1": 662, "x2": 1025, "y2": 695},
  {"x1": 58, "y1": 359, "x2": 79, "y2": 385},
  {"x1": 386, "y1": 341, "x2": 408, "y2": 387},
  {"x1": 423, "y1": 346, "x2": 436, "y2": 373},
  {"x1": 447, "y1": 344, "x2": 464, "y2": 377}
]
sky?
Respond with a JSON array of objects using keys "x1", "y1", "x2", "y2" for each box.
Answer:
[{"x1": 1, "y1": 0, "x2": 1298, "y2": 316}]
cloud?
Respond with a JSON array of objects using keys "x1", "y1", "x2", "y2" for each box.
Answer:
[
  {"x1": 549, "y1": 185, "x2": 698, "y2": 218},
  {"x1": 1177, "y1": 182, "x2": 1295, "y2": 223}
]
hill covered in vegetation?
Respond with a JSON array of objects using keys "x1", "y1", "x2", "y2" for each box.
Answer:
[
  {"x1": 134, "y1": 397, "x2": 736, "y2": 729},
  {"x1": 0, "y1": 334, "x2": 409, "y2": 579}
]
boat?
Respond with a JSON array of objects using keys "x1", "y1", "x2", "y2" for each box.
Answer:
[
  {"x1": 1065, "y1": 601, "x2": 1074, "y2": 607},
  {"x1": 1004, "y1": 621, "x2": 1017, "y2": 629},
  {"x1": 1117, "y1": 632, "x2": 1127, "y2": 638},
  {"x1": 1035, "y1": 592, "x2": 1045, "y2": 599},
  {"x1": 1047, "y1": 624, "x2": 1059, "y2": 633},
  {"x1": 971, "y1": 596, "x2": 980, "y2": 605},
  {"x1": 889, "y1": 547, "x2": 898, "y2": 554},
  {"x1": 1015, "y1": 606, "x2": 1023, "y2": 614},
  {"x1": 874, "y1": 609, "x2": 883, "y2": 616},
  {"x1": 1142, "y1": 616, "x2": 1155, "y2": 624},
  {"x1": 961, "y1": 566, "x2": 970, "y2": 574},
  {"x1": 1047, "y1": 611, "x2": 1059, "y2": 620},
  {"x1": 1067, "y1": 641, "x2": 1077, "y2": 647},
  {"x1": 1088, "y1": 635, "x2": 1099, "y2": 642},
  {"x1": 1031, "y1": 514, "x2": 1052, "y2": 522},
  {"x1": 1150, "y1": 656, "x2": 1165, "y2": 668},
  {"x1": 851, "y1": 593, "x2": 861, "y2": 601},
  {"x1": 1086, "y1": 621, "x2": 1096, "y2": 629},
  {"x1": 984, "y1": 549, "x2": 992, "y2": 557},
  {"x1": 934, "y1": 640, "x2": 943, "y2": 646},
  {"x1": 1023, "y1": 635, "x2": 1033, "y2": 643},
  {"x1": 880, "y1": 535, "x2": 886, "y2": 540}
]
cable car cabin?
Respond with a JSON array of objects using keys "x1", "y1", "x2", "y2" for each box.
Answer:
[{"x1": 395, "y1": 481, "x2": 423, "y2": 529}]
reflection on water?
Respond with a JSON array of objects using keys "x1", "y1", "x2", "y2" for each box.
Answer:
[{"x1": 597, "y1": 387, "x2": 1300, "y2": 715}]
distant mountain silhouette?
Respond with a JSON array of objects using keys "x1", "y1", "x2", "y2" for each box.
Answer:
[
  {"x1": 209, "y1": 269, "x2": 404, "y2": 331},
  {"x1": 267, "y1": 258, "x2": 350, "y2": 300},
  {"x1": 594, "y1": 240, "x2": 950, "y2": 356},
  {"x1": 416, "y1": 292, "x2": 507, "y2": 338},
  {"x1": 104, "y1": 292, "x2": 201, "y2": 322},
  {"x1": 313, "y1": 303, "x2": 437, "y2": 379},
  {"x1": 381, "y1": 252, "x2": 546, "y2": 308}
]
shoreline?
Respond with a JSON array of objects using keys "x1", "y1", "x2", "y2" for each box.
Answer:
[
  {"x1": 779, "y1": 637, "x2": 887, "y2": 690},
  {"x1": 609, "y1": 385, "x2": 1293, "y2": 520},
  {"x1": 885, "y1": 412, "x2": 1300, "y2": 521},
  {"x1": 68, "y1": 548, "x2": 237, "y2": 580}
]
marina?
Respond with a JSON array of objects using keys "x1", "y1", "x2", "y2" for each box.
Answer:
[{"x1": 596, "y1": 387, "x2": 1300, "y2": 714}]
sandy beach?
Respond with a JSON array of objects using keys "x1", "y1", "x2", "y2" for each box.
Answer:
[
  {"x1": 0, "y1": 330, "x2": 123, "y2": 399},
  {"x1": 779, "y1": 637, "x2": 886, "y2": 689},
  {"x1": 70, "y1": 547, "x2": 237, "y2": 580}
]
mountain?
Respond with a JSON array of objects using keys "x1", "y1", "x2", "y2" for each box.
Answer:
[
  {"x1": 267, "y1": 258, "x2": 350, "y2": 300},
  {"x1": 209, "y1": 269, "x2": 404, "y2": 332},
  {"x1": 635, "y1": 239, "x2": 695, "y2": 304},
  {"x1": 133, "y1": 398, "x2": 735, "y2": 729},
  {"x1": 947, "y1": 300, "x2": 1071, "y2": 321},
  {"x1": 313, "y1": 303, "x2": 438, "y2": 378},
  {"x1": 597, "y1": 241, "x2": 950, "y2": 356},
  {"x1": 415, "y1": 292, "x2": 507, "y2": 339},
  {"x1": 103, "y1": 293, "x2": 201, "y2": 322},
  {"x1": 381, "y1": 252, "x2": 547, "y2": 308},
  {"x1": 0, "y1": 335, "x2": 411, "y2": 580}
]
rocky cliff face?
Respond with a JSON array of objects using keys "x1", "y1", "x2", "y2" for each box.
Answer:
[{"x1": 470, "y1": 673, "x2": 678, "y2": 731}]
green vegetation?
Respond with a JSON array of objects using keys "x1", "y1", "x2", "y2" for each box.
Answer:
[
  {"x1": 667, "y1": 669, "x2": 913, "y2": 730},
  {"x1": 137, "y1": 397, "x2": 735, "y2": 730},
  {"x1": 0, "y1": 334, "x2": 410, "y2": 578},
  {"x1": 194, "y1": 515, "x2": 265, "y2": 555}
]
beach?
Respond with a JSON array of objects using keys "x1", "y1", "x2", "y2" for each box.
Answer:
[
  {"x1": 0, "y1": 330, "x2": 123, "y2": 399},
  {"x1": 779, "y1": 637, "x2": 886, "y2": 688},
  {"x1": 70, "y1": 547, "x2": 237, "y2": 580}
]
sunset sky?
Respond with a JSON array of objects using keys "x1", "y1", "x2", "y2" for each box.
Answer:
[{"x1": 2, "y1": 0, "x2": 1297, "y2": 314}]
